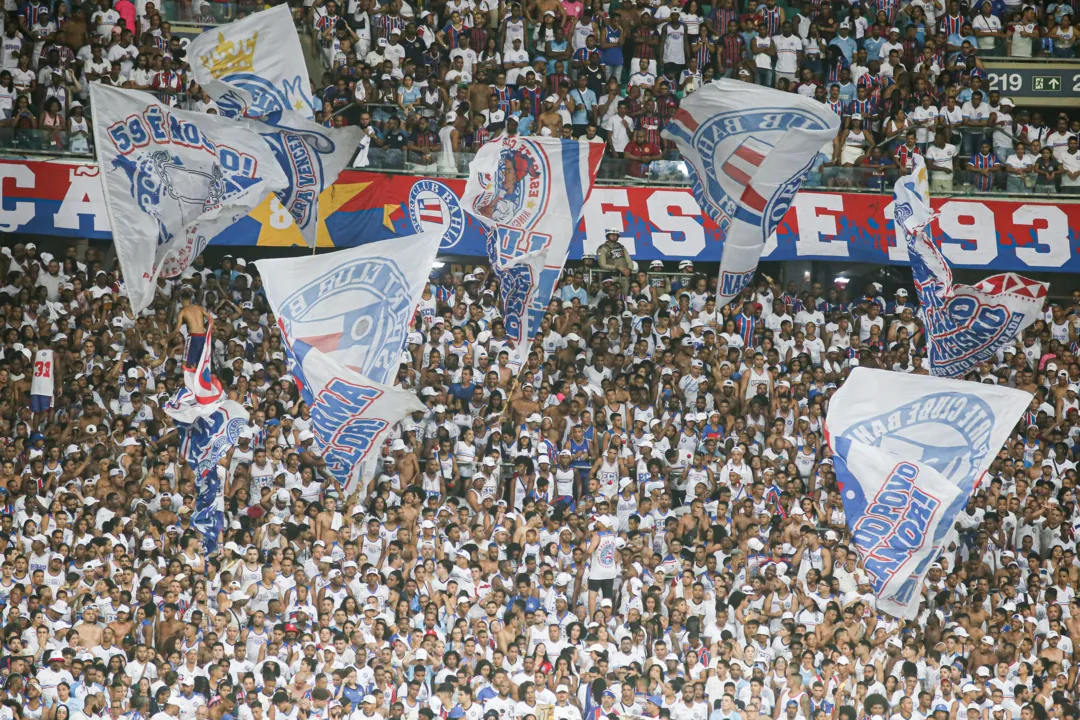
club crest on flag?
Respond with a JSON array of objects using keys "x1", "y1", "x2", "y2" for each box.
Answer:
[
  {"x1": 408, "y1": 179, "x2": 466, "y2": 248},
  {"x1": 277, "y1": 257, "x2": 413, "y2": 381},
  {"x1": 669, "y1": 107, "x2": 834, "y2": 238}
]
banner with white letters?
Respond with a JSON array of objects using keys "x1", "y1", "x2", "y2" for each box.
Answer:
[
  {"x1": 663, "y1": 80, "x2": 840, "y2": 308},
  {"x1": 461, "y1": 137, "x2": 603, "y2": 369},
  {"x1": 826, "y1": 368, "x2": 1029, "y2": 617},
  {"x1": 893, "y1": 156, "x2": 1048, "y2": 377},
  {"x1": 90, "y1": 84, "x2": 286, "y2": 312}
]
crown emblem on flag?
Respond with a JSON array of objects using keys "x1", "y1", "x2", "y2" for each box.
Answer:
[{"x1": 200, "y1": 31, "x2": 258, "y2": 77}]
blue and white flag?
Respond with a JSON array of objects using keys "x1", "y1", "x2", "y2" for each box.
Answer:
[
  {"x1": 90, "y1": 84, "x2": 287, "y2": 313},
  {"x1": 165, "y1": 390, "x2": 250, "y2": 554},
  {"x1": 188, "y1": 6, "x2": 359, "y2": 248},
  {"x1": 256, "y1": 232, "x2": 442, "y2": 386},
  {"x1": 663, "y1": 80, "x2": 840, "y2": 308},
  {"x1": 893, "y1": 156, "x2": 1048, "y2": 377},
  {"x1": 461, "y1": 137, "x2": 604, "y2": 370},
  {"x1": 187, "y1": 4, "x2": 316, "y2": 122},
  {"x1": 826, "y1": 367, "x2": 1029, "y2": 617},
  {"x1": 286, "y1": 340, "x2": 424, "y2": 493}
]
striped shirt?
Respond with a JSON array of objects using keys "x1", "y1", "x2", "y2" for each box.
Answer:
[
  {"x1": 517, "y1": 85, "x2": 543, "y2": 118},
  {"x1": 633, "y1": 27, "x2": 657, "y2": 59},
  {"x1": 719, "y1": 33, "x2": 745, "y2": 67},
  {"x1": 757, "y1": 6, "x2": 783, "y2": 36},
  {"x1": 734, "y1": 312, "x2": 758, "y2": 347},
  {"x1": 967, "y1": 151, "x2": 998, "y2": 191},
  {"x1": 896, "y1": 143, "x2": 921, "y2": 170}
]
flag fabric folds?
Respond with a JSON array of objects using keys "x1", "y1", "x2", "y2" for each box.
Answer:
[
  {"x1": 90, "y1": 84, "x2": 287, "y2": 313},
  {"x1": 187, "y1": 4, "x2": 316, "y2": 122},
  {"x1": 663, "y1": 80, "x2": 840, "y2": 308},
  {"x1": 188, "y1": 5, "x2": 359, "y2": 248},
  {"x1": 825, "y1": 367, "x2": 1029, "y2": 618},
  {"x1": 256, "y1": 232, "x2": 442, "y2": 386},
  {"x1": 163, "y1": 318, "x2": 249, "y2": 554},
  {"x1": 286, "y1": 340, "x2": 425, "y2": 494},
  {"x1": 461, "y1": 137, "x2": 603, "y2": 370},
  {"x1": 893, "y1": 156, "x2": 1048, "y2": 377}
]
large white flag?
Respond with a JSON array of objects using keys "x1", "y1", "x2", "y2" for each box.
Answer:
[
  {"x1": 187, "y1": 4, "x2": 316, "y2": 121},
  {"x1": 461, "y1": 138, "x2": 604, "y2": 369},
  {"x1": 188, "y1": 6, "x2": 358, "y2": 248},
  {"x1": 663, "y1": 81, "x2": 840, "y2": 308},
  {"x1": 288, "y1": 341, "x2": 424, "y2": 493},
  {"x1": 893, "y1": 156, "x2": 1048, "y2": 377},
  {"x1": 257, "y1": 232, "x2": 442, "y2": 387},
  {"x1": 91, "y1": 84, "x2": 286, "y2": 313},
  {"x1": 826, "y1": 368, "x2": 1029, "y2": 617}
]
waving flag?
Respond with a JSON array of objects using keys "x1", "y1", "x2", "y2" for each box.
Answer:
[
  {"x1": 91, "y1": 84, "x2": 287, "y2": 312},
  {"x1": 187, "y1": 4, "x2": 316, "y2": 121},
  {"x1": 167, "y1": 390, "x2": 250, "y2": 553},
  {"x1": 185, "y1": 317, "x2": 223, "y2": 407},
  {"x1": 893, "y1": 156, "x2": 1048, "y2": 377},
  {"x1": 188, "y1": 6, "x2": 358, "y2": 248},
  {"x1": 285, "y1": 339, "x2": 424, "y2": 493},
  {"x1": 256, "y1": 232, "x2": 441, "y2": 386},
  {"x1": 826, "y1": 368, "x2": 1029, "y2": 617},
  {"x1": 461, "y1": 138, "x2": 603, "y2": 370},
  {"x1": 663, "y1": 80, "x2": 840, "y2": 308}
]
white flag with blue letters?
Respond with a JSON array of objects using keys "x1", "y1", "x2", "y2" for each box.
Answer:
[
  {"x1": 188, "y1": 5, "x2": 359, "y2": 248},
  {"x1": 90, "y1": 84, "x2": 287, "y2": 313},
  {"x1": 256, "y1": 232, "x2": 442, "y2": 387},
  {"x1": 663, "y1": 80, "x2": 840, "y2": 308},
  {"x1": 286, "y1": 340, "x2": 425, "y2": 493},
  {"x1": 826, "y1": 368, "x2": 1029, "y2": 617},
  {"x1": 893, "y1": 156, "x2": 1048, "y2": 377}
]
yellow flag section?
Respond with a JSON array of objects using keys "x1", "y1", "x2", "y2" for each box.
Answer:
[{"x1": 248, "y1": 180, "x2": 375, "y2": 248}]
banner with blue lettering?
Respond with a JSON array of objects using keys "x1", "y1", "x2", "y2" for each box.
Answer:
[
  {"x1": 460, "y1": 138, "x2": 603, "y2": 369},
  {"x1": 287, "y1": 340, "x2": 425, "y2": 493},
  {"x1": 826, "y1": 368, "x2": 1029, "y2": 617},
  {"x1": 663, "y1": 80, "x2": 840, "y2": 308},
  {"x1": 893, "y1": 157, "x2": 1048, "y2": 377},
  {"x1": 188, "y1": 6, "x2": 359, "y2": 248},
  {"x1": 165, "y1": 389, "x2": 250, "y2": 554},
  {"x1": 256, "y1": 232, "x2": 442, "y2": 387},
  {"x1": 90, "y1": 84, "x2": 287, "y2": 312}
]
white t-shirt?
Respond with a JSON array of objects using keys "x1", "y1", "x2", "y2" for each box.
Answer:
[
  {"x1": 925, "y1": 142, "x2": 957, "y2": 178},
  {"x1": 773, "y1": 33, "x2": 801, "y2": 73}
]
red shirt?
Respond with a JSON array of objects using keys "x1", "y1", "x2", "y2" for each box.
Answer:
[{"x1": 625, "y1": 140, "x2": 660, "y2": 177}]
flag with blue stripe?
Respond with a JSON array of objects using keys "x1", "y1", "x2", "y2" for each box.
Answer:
[
  {"x1": 825, "y1": 367, "x2": 1029, "y2": 618},
  {"x1": 460, "y1": 138, "x2": 604, "y2": 370},
  {"x1": 893, "y1": 156, "x2": 1048, "y2": 377},
  {"x1": 662, "y1": 80, "x2": 840, "y2": 308}
]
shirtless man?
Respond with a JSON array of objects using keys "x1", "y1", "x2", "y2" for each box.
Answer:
[
  {"x1": 392, "y1": 440, "x2": 420, "y2": 487},
  {"x1": 169, "y1": 291, "x2": 211, "y2": 368},
  {"x1": 108, "y1": 604, "x2": 135, "y2": 641},
  {"x1": 73, "y1": 605, "x2": 104, "y2": 648},
  {"x1": 537, "y1": 95, "x2": 564, "y2": 136},
  {"x1": 510, "y1": 383, "x2": 542, "y2": 426},
  {"x1": 314, "y1": 496, "x2": 343, "y2": 545},
  {"x1": 527, "y1": 0, "x2": 564, "y2": 24}
]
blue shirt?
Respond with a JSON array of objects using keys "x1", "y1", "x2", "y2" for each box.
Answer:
[
  {"x1": 829, "y1": 34, "x2": 857, "y2": 62},
  {"x1": 863, "y1": 35, "x2": 886, "y2": 61},
  {"x1": 569, "y1": 87, "x2": 597, "y2": 124}
]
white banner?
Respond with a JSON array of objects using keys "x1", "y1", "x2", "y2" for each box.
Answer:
[
  {"x1": 256, "y1": 233, "x2": 442, "y2": 387},
  {"x1": 187, "y1": 4, "x2": 316, "y2": 122},
  {"x1": 290, "y1": 342, "x2": 425, "y2": 493},
  {"x1": 826, "y1": 367, "x2": 1029, "y2": 617},
  {"x1": 188, "y1": 5, "x2": 358, "y2": 248},
  {"x1": 894, "y1": 156, "x2": 1048, "y2": 377},
  {"x1": 663, "y1": 80, "x2": 840, "y2": 308},
  {"x1": 461, "y1": 137, "x2": 603, "y2": 368},
  {"x1": 90, "y1": 84, "x2": 286, "y2": 312}
]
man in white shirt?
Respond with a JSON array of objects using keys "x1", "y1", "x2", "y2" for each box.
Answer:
[
  {"x1": 603, "y1": 101, "x2": 634, "y2": 154},
  {"x1": 925, "y1": 130, "x2": 957, "y2": 192},
  {"x1": 972, "y1": 2, "x2": 1003, "y2": 51},
  {"x1": 960, "y1": 90, "x2": 990, "y2": 155},
  {"x1": 1059, "y1": 136, "x2": 1080, "y2": 189},
  {"x1": 628, "y1": 57, "x2": 656, "y2": 88},
  {"x1": 773, "y1": 22, "x2": 802, "y2": 83}
]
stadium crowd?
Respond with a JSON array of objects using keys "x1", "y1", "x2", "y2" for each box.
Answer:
[
  {"x1": 2, "y1": 0, "x2": 1080, "y2": 188},
  {"x1": 0, "y1": 237, "x2": 1079, "y2": 720}
]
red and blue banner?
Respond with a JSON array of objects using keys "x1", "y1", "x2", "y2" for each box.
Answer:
[{"x1": 6, "y1": 159, "x2": 1080, "y2": 272}]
